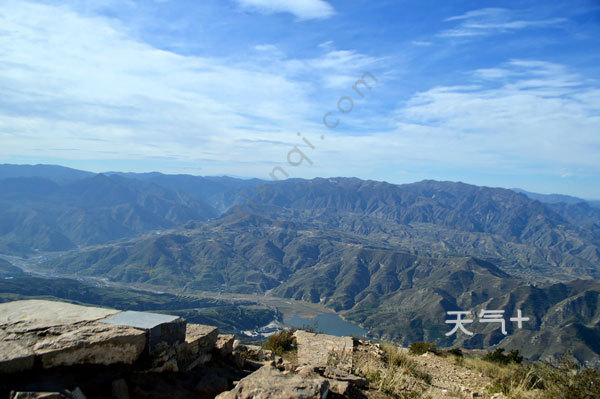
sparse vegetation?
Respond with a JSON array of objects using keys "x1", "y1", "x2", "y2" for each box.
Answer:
[
  {"x1": 444, "y1": 347, "x2": 463, "y2": 357},
  {"x1": 484, "y1": 348, "x2": 523, "y2": 365},
  {"x1": 409, "y1": 342, "x2": 438, "y2": 356},
  {"x1": 354, "y1": 351, "x2": 383, "y2": 384},
  {"x1": 264, "y1": 328, "x2": 296, "y2": 356},
  {"x1": 354, "y1": 343, "x2": 432, "y2": 398},
  {"x1": 464, "y1": 352, "x2": 600, "y2": 399},
  {"x1": 326, "y1": 346, "x2": 353, "y2": 369},
  {"x1": 299, "y1": 320, "x2": 321, "y2": 334}
]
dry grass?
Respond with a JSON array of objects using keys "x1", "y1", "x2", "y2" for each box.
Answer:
[
  {"x1": 326, "y1": 346, "x2": 353, "y2": 369},
  {"x1": 464, "y1": 354, "x2": 600, "y2": 399},
  {"x1": 464, "y1": 356, "x2": 519, "y2": 380},
  {"x1": 352, "y1": 343, "x2": 432, "y2": 398},
  {"x1": 354, "y1": 341, "x2": 600, "y2": 399},
  {"x1": 354, "y1": 350, "x2": 384, "y2": 383},
  {"x1": 281, "y1": 348, "x2": 298, "y2": 364}
]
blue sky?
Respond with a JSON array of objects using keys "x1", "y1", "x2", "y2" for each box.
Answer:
[{"x1": 1, "y1": 0, "x2": 599, "y2": 197}]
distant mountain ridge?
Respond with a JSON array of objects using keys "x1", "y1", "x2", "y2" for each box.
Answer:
[
  {"x1": 0, "y1": 164, "x2": 94, "y2": 182},
  {"x1": 1, "y1": 165, "x2": 599, "y2": 280},
  {"x1": 234, "y1": 178, "x2": 600, "y2": 280},
  {"x1": 2, "y1": 164, "x2": 600, "y2": 363},
  {"x1": 0, "y1": 173, "x2": 217, "y2": 254},
  {"x1": 37, "y1": 210, "x2": 600, "y2": 364},
  {"x1": 511, "y1": 188, "x2": 588, "y2": 204}
]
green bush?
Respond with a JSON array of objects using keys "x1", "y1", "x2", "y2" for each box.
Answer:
[
  {"x1": 445, "y1": 347, "x2": 463, "y2": 357},
  {"x1": 265, "y1": 329, "x2": 296, "y2": 355},
  {"x1": 409, "y1": 341, "x2": 438, "y2": 355},
  {"x1": 484, "y1": 348, "x2": 523, "y2": 365}
]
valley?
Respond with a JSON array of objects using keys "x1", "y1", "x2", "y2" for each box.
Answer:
[{"x1": 1, "y1": 165, "x2": 600, "y2": 365}]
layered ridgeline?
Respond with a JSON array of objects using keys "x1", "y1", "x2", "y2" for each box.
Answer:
[
  {"x1": 1, "y1": 165, "x2": 599, "y2": 281},
  {"x1": 33, "y1": 211, "x2": 600, "y2": 364},
  {"x1": 0, "y1": 172, "x2": 218, "y2": 254},
  {"x1": 1, "y1": 164, "x2": 600, "y2": 363},
  {"x1": 233, "y1": 178, "x2": 600, "y2": 281}
]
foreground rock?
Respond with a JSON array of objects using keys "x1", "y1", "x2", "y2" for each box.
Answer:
[
  {"x1": 215, "y1": 334, "x2": 235, "y2": 357},
  {"x1": 216, "y1": 364, "x2": 329, "y2": 399},
  {"x1": 1, "y1": 300, "x2": 505, "y2": 399},
  {"x1": 0, "y1": 300, "x2": 146, "y2": 372},
  {"x1": 175, "y1": 324, "x2": 219, "y2": 371},
  {"x1": 295, "y1": 330, "x2": 354, "y2": 372},
  {"x1": 1, "y1": 300, "x2": 242, "y2": 398},
  {"x1": 101, "y1": 310, "x2": 186, "y2": 355}
]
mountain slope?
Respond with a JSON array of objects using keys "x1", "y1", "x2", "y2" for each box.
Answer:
[
  {"x1": 511, "y1": 188, "x2": 587, "y2": 205},
  {"x1": 0, "y1": 174, "x2": 217, "y2": 254},
  {"x1": 36, "y1": 210, "x2": 600, "y2": 363},
  {"x1": 234, "y1": 179, "x2": 600, "y2": 280},
  {"x1": 0, "y1": 164, "x2": 94, "y2": 182}
]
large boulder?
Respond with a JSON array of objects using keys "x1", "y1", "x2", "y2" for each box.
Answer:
[
  {"x1": 101, "y1": 311, "x2": 186, "y2": 355},
  {"x1": 215, "y1": 364, "x2": 329, "y2": 399},
  {"x1": 294, "y1": 331, "x2": 354, "y2": 372},
  {"x1": 0, "y1": 300, "x2": 146, "y2": 372},
  {"x1": 174, "y1": 324, "x2": 219, "y2": 371},
  {"x1": 35, "y1": 323, "x2": 146, "y2": 368},
  {"x1": 184, "y1": 324, "x2": 219, "y2": 354},
  {"x1": 215, "y1": 334, "x2": 235, "y2": 358}
]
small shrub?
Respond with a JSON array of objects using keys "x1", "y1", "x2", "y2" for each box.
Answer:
[
  {"x1": 409, "y1": 342, "x2": 438, "y2": 356},
  {"x1": 484, "y1": 348, "x2": 523, "y2": 365},
  {"x1": 452, "y1": 355, "x2": 465, "y2": 367},
  {"x1": 265, "y1": 328, "x2": 296, "y2": 355},
  {"x1": 327, "y1": 347, "x2": 352, "y2": 369},
  {"x1": 446, "y1": 347, "x2": 463, "y2": 357}
]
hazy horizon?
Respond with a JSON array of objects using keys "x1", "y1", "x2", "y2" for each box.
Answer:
[
  {"x1": 2, "y1": 162, "x2": 598, "y2": 201},
  {"x1": 1, "y1": 0, "x2": 599, "y2": 197}
]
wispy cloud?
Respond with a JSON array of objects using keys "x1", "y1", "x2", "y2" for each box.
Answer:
[
  {"x1": 234, "y1": 0, "x2": 335, "y2": 20},
  {"x1": 0, "y1": 1, "x2": 380, "y2": 177},
  {"x1": 440, "y1": 8, "x2": 566, "y2": 37},
  {"x1": 391, "y1": 60, "x2": 600, "y2": 174}
]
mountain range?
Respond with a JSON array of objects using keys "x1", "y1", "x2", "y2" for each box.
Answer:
[{"x1": 1, "y1": 164, "x2": 599, "y2": 364}]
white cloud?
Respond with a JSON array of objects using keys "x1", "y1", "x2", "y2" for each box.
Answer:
[
  {"x1": 388, "y1": 60, "x2": 600, "y2": 174},
  {"x1": 0, "y1": 1, "x2": 382, "y2": 177},
  {"x1": 440, "y1": 8, "x2": 566, "y2": 37},
  {"x1": 254, "y1": 44, "x2": 280, "y2": 52},
  {"x1": 445, "y1": 8, "x2": 506, "y2": 22},
  {"x1": 234, "y1": 0, "x2": 335, "y2": 20}
]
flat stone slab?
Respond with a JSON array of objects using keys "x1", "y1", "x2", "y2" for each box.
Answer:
[
  {"x1": 323, "y1": 366, "x2": 368, "y2": 387},
  {"x1": 294, "y1": 331, "x2": 354, "y2": 372},
  {"x1": 0, "y1": 300, "x2": 146, "y2": 372},
  {"x1": 0, "y1": 340, "x2": 34, "y2": 373},
  {"x1": 0, "y1": 300, "x2": 119, "y2": 333},
  {"x1": 102, "y1": 310, "x2": 186, "y2": 354},
  {"x1": 34, "y1": 323, "x2": 146, "y2": 368},
  {"x1": 101, "y1": 311, "x2": 182, "y2": 329}
]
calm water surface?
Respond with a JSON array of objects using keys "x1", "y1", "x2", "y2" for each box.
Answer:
[{"x1": 283, "y1": 312, "x2": 367, "y2": 337}]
